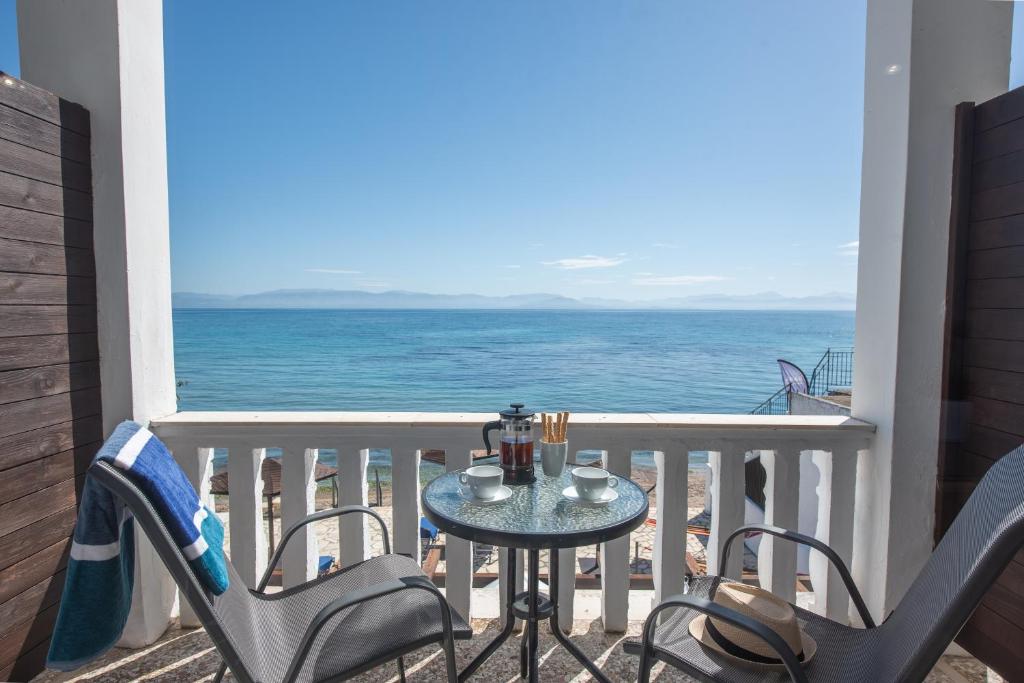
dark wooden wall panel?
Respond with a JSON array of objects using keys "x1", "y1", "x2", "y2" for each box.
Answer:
[
  {"x1": 939, "y1": 87, "x2": 1024, "y2": 680},
  {"x1": 0, "y1": 73, "x2": 99, "y2": 680}
]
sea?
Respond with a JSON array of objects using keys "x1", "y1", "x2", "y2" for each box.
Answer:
[{"x1": 172, "y1": 309, "x2": 855, "y2": 478}]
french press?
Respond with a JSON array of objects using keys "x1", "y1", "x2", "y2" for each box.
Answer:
[{"x1": 483, "y1": 403, "x2": 536, "y2": 485}]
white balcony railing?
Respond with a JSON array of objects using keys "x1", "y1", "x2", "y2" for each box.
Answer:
[{"x1": 150, "y1": 412, "x2": 874, "y2": 631}]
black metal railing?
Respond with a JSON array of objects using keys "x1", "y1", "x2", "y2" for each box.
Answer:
[
  {"x1": 750, "y1": 386, "x2": 790, "y2": 416},
  {"x1": 808, "y1": 348, "x2": 854, "y2": 396},
  {"x1": 749, "y1": 348, "x2": 854, "y2": 415}
]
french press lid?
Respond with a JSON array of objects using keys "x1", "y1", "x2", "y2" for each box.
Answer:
[{"x1": 498, "y1": 403, "x2": 534, "y2": 419}]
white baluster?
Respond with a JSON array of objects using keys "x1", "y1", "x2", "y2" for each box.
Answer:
[
  {"x1": 280, "y1": 446, "x2": 317, "y2": 588},
  {"x1": 758, "y1": 448, "x2": 800, "y2": 602},
  {"x1": 556, "y1": 547, "x2": 576, "y2": 634},
  {"x1": 499, "y1": 547, "x2": 526, "y2": 632},
  {"x1": 813, "y1": 446, "x2": 858, "y2": 622},
  {"x1": 708, "y1": 448, "x2": 745, "y2": 579},
  {"x1": 167, "y1": 442, "x2": 209, "y2": 627},
  {"x1": 228, "y1": 447, "x2": 268, "y2": 588},
  {"x1": 444, "y1": 449, "x2": 473, "y2": 620},
  {"x1": 653, "y1": 449, "x2": 688, "y2": 607},
  {"x1": 337, "y1": 448, "x2": 370, "y2": 568},
  {"x1": 600, "y1": 449, "x2": 630, "y2": 632},
  {"x1": 392, "y1": 449, "x2": 422, "y2": 562}
]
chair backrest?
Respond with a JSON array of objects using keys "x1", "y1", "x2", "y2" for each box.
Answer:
[
  {"x1": 88, "y1": 461, "x2": 258, "y2": 683},
  {"x1": 877, "y1": 444, "x2": 1024, "y2": 681}
]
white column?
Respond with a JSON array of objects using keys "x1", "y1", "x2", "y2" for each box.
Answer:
[
  {"x1": 17, "y1": 0, "x2": 178, "y2": 646},
  {"x1": 444, "y1": 449, "x2": 473, "y2": 620},
  {"x1": 392, "y1": 449, "x2": 421, "y2": 562},
  {"x1": 498, "y1": 547, "x2": 526, "y2": 632},
  {"x1": 757, "y1": 448, "x2": 799, "y2": 603},
  {"x1": 600, "y1": 449, "x2": 630, "y2": 632},
  {"x1": 337, "y1": 448, "x2": 370, "y2": 568},
  {"x1": 852, "y1": 0, "x2": 1012, "y2": 622},
  {"x1": 652, "y1": 450, "x2": 688, "y2": 606},
  {"x1": 707, "y1": 448, "x2": 745, "y2": 579},
  {"x1": 556, "y1": 547, "x2": 576, "y2": 634},
  {"x1": 280, "y1": 447, "x2": 317, "y2": 588},
  {"x1": 229, "y1": 448, "x2": 268, "y2": 588}
]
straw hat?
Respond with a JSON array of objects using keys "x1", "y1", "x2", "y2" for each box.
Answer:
[{"x1": 689, "y1": 582, "x2": 816, "y2": 670}]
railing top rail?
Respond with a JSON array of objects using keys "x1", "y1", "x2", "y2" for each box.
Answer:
[{"x1": 152, "y1": 411, "x2": 874, "y2": 433}]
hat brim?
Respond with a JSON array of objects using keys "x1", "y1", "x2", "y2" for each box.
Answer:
[{"x1": 688, "y1": 614, "x2": 817, "y2": 671}]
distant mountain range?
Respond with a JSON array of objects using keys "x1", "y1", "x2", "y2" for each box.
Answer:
[{"x1": 172, "y1": 289, "x2": 855, "y2": 311}]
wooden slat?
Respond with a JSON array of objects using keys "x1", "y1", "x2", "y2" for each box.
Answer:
[
  {"x1": 0, "y1": 477, "x2": 81, "y2": 537},
  {"x1": 0, "y1": 361, "x2": 101, "y2": 406},
  {"x1": 0, "y1": 539, "x2": 70, "y2": 605},
  {"x1": 0, "y1": 102, "x2": 90, "y2": 164},
  {"x1": 974, "y1": 115, "x2": 1024, "y2": 163},
  {"x1": 0, "y1": 569, "x2": 66, "y2": 640},
  {"x1": 983, "y1": 583, "x2": 1024, "y2": 633},
  {"x1": 957, "y1": 603, "x2": 1024, "y2": 681},
  {"x1": 0, "y1": 417, "x2": 102, "y2": 472},
  {"x1": 0, "y1": 237, "x2": 94, "y2": 277},
  {"x1": 0, "y1": 602, "x2": 59, "y2": 670},
  {"x1": 972, "y1": 179, "x2": 1024, "y2": 222},
  {"x1": 967, "y1": 277, "x2": 1024, "y2": 309},
  {"x1": 0, "y1": 137, "x2": 91, "y2": 193},
  {"x1": 0, "y1": 334, "x2": 99, "y2": 372},
  {"x1": 969, "y1": 396, "x2": 1024, "y2": 436},
  {"x1": 964, "y1": 338, "x2": 1024, "y2": 374},
  {"x1": 960, "y1": 424, "x2": 1023, "y2": 463},
  {"x1": 972, "y1": 148, "x2": 1024, "y2": 193},
  {"x1": 0, "y1": 204, "x2": 92, "y2": 248},
  {"x1": 0, "y1": 389, "x2": 102, "y2": 440},
  {"x1": 0, "y1": 636, "x2": 50, "y2": 683},
  {"x1": 967, "y1": 245, "x2": 1024, "y2": 280},
  {"x1": 0, "y1": 73, "x2": 90, "y2": 136},
  {"x1": 965, "y1": 366, "x2": 1024, "y2": 405},
  {"x1": 966, "y1": 308, "x2": 1024, "y2": 341},
  {"x1": 0, "y1": 272, "x2": 96, "y2": 305},
  {"x1": 975, "y1": 88, "x2": 1024, "y2": 133},
  {"x1": 0, "y1": 507, "x2": 76, "y2": 572},
  {"x1": 0, "y1": 170, "x2": 92, "y2": 221},
  {"x1": 0, "y1": 305, "x2": 97, "y2": 337},
  {"x1": 0, "y1": 444, "x2": 94, "y2": 505}
]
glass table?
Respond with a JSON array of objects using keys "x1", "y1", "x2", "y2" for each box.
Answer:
[{"x1": 421, "y1": 467, "x2": 649, "y2": 682}]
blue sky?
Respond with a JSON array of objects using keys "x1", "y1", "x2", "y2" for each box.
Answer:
[{"x1": 2, "y1": 3, "x2": 1022, "y2": 301}]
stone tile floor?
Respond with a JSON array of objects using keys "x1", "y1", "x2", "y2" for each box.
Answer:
[{"x1": 32, "y1": 618, "x2": 999, "y2": 682}]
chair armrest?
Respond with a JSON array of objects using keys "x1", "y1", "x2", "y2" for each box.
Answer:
[
  {"x1": 641, "y1": 593, "x2": 809, "y2": 683},
  {"x1": 257, "y1": 505, "x2": 391, "y2": 593},
  {"x1": 282, "y1": 575, "x2": 453, "y2": 683},
  {"x1": 721, "y1": 523, "x2": 875, "y2": 628}
]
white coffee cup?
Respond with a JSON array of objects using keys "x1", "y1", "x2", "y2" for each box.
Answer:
[
  {"x1": 571, "y1": 466, "x2": 619, "y2": 501},
  {"x1": 459, "y1": 465, "x2": 504, "y2": 499}
]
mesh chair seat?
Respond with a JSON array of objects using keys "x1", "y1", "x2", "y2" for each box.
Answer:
[
  {"x1": 211, "y1": 554, "x2": 472, "y2": 683},
  {"x1": 645, "y1": 577, "x2": 882, "y2": 682}
]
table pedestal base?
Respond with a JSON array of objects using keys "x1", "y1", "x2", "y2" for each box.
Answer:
[{"x1": 459, "y1": 548, "x2": 612, "y2": 683}]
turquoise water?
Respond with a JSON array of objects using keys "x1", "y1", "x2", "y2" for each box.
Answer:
[{"x1": 172, "y1": 308, "x2": 854, "y2": 474}]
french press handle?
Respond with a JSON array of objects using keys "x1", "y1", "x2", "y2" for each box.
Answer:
[{"x1": 482, "y1": 419, "x2": 502, "y2": 455}]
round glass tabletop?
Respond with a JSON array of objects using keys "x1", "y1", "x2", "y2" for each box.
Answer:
[{"x1": 421, "y1": 468, "x2": 649, "y2": 549}]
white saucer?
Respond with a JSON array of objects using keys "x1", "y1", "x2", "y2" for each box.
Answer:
[
  {"x1": 460, "y1": 485, "x2": 513, "y2": 505},
  {"x1": 562, "y1": 485, "x2": 618, "y2": 505}
]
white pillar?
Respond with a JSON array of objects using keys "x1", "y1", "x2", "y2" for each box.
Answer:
[
  {"x1": 852, "y1": 0, "x2": 1011, "y2": 622},
  {"x1": 18, "y1": 0, "x2": 178, "y2": 645}
]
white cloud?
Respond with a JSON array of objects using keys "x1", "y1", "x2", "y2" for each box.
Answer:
[
  {"x1": 838, "y1": 241, "x2": 859, "y2": 256},
  {"x1": 357, "y1": 282, "x2": 389, "y2": 289},
  {"x1": 503, "y1": 264, "x2": 521, "y2": 269},
  {"x1": 542, "y1": 255, "x2": 626, "y2": 270},
  {"x1": 652, "y1": 242, "x2": 680, "y2": 249},
  {"x1": 306, "y1": 268, "x2": 361, "y2": 275},
  {"x1": 631, "y1": 274, "x2": 729, "y2": 286}
]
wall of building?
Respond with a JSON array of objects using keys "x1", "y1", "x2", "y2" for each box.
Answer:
[{"x1": 0, "y1": 74, "x2": 100, "y2": 682}]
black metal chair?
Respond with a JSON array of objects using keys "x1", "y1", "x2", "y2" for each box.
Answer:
[
  {"x1": 626, "y1": 444, "x2": 1024, "y2": 682},
  {"x1": 89, "y1": 460, "x2": 472, "y2": 683}
]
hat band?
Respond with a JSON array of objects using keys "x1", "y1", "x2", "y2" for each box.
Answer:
[{"x1": 705, "y1": 619, "x2": 805, "y2": 666}]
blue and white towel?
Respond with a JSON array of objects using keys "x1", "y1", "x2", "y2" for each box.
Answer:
[{"x1": 47, "y1": 421, "x2": 229, "y2": 671}]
